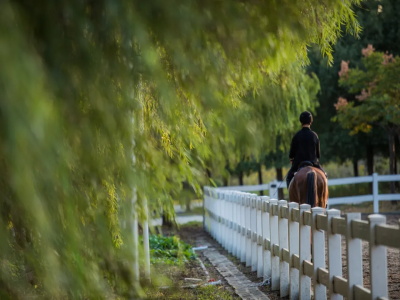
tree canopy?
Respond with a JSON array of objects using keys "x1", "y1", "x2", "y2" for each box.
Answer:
[
  {"x1": 334, "y1": 46, "x2": 400, "y2": 175},
  {"x1": 1, "y1": 0, "x2": 361, "y2": 297},
  {"x1": 308, "y1": 0, "x2": 400, "y2": 174}
]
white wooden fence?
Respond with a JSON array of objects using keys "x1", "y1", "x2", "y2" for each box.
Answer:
[
  {"x1": 219, "y1": 173, "x2": 400, "y2": 213},
  {"x1": 203, "y1": 187, "x2": 400, "y2": 299}
]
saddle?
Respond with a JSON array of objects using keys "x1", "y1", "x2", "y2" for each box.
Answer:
[
  {"x1": 297, "y1": 160, "x2": 314, "y2": 171},
  {"x1": 296, "y1": 161, "x2": 328, "y2": 178}
]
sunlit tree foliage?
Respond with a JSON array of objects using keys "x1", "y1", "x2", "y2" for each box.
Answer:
[
  {"x1": 334, "y1": 46, "x2": 400, "y2": 177},
  {"x1": 308, "y1": 0, "x2": 400, "y2": 175}
]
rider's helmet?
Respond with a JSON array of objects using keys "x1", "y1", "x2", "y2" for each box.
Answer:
[{"x1": 299, "y1": 111, "x2": 313, "y2": 125}]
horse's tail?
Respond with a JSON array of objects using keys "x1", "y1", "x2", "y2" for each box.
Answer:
[{"x1": 306, "y1": 171, "x2": 317, "y2": 207}]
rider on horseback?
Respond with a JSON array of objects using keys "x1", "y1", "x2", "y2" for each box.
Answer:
[{"x1": 286, "y1": 111, "x2": 327, "y2": 188}]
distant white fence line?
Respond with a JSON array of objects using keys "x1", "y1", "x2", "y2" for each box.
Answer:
[
  {"x1": 218, "y1": 173, "x2": 400, "y2": 213},
  {"x1": 203, "y1": 188, "x2": 400, "y2": 299}
]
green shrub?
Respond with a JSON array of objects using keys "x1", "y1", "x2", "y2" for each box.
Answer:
[{"x1": 149, "y1": 235, "x2": 196, "y2": 265}]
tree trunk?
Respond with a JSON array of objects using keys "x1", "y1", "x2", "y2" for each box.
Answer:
[
  {"x1": 388, "y1": 131, "x2": 396, "y2": 194},
  {"x1": 366, "y1": 145, "x2": 374, "y2": 194},
  {"x1": 206, "y1": 168, "x2": 212, "y2": 179},
  {"x1": 162, "y1": 214, "x2": 174, "y2": 227},
  {"x1": 258, "y1": 164, "x2": 264, "y2": 196},
  {"x1": 276, "y1": 167, "x2": 284, "y2": 200},
  {"x1": 185, "y1": 200, "x2": 191, "y2": 212},
  {"x1": 353, "y1": 159, "x2": 359, "y2": 177},
  {"x1": 396, "y1": 131, "x2": 400, "y2": 192},
  {"x1": 366, "y1": 144, "x2": 374, "y2": 175},
  {"x1": 238, "y1": 171, "x2": 243, "y2": 186}
]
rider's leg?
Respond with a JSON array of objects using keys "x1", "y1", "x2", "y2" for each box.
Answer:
[
  {"x1": 286, "y1": 169, "x2": 295, "y2": 188},
  {"x1": 316, "y1": 164, "x2": 328, "y2": 178}
]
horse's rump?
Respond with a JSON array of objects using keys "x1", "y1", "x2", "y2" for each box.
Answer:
[{"x1": 288, "y1": 166, "x2": 328, "y2": 208}]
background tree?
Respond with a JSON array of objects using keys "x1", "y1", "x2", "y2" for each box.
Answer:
[
  {"x1": 308, "y1": 0, "x2": 400, "y2": 176},
  {"x1": 334, "y1": 47, "x2": 400, "y2": 191}
]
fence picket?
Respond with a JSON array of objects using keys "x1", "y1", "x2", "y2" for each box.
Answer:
[
  {"x1": 240, "y1": 193, "x2": 246, "y2": 263},
  {"x1": 257, "y1": 197, "x2": 264, "y2": 278},
  {"x1": 278, "y1": 200, "x2": 289, "y2": 297},
  {"x1": 251, "y1": 195, "x2": 258, "y2": 271},
  {"x1": 345, "y1": 213, "x2": 363, "y2": 300},
  {"x1": 245, "y1": 195, "x2": 252, "y2": 267},
  {"x1": 299, "y1": 204, "x2": 311, "y2": 300},
  {"x1": 312, "y1": 207, "x2": 327, "y2": 300},
  {"x1": 369, "y1": 214, "x2": 388, "y2": 299},
  {"x1": 232, "y1": 193, "x2": 238, "y2": 257},
  {"x1": 269, "y1": 199, "x2": 280, "y2": 291},
  {"x1": 327, "y1": 209, "x2": 343, "y2": 300},
  {"x1": 288, "y1": 202, "x2": 299, "y2": 300},
  {"x1": 262, "y1": 197, "x2": 272, "y2": 281}
]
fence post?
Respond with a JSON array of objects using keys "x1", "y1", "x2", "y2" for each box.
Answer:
[
  {"x1": 327, "y1": 209, "x2": 343, "y2": 300},
  {"x1": 236, "y1": 193, "x2": 241, "y2": 260},
  {"x1": 231, "y1": 192, "x2": 236, "y2": 255},
  {"x1": 246, "y1": 194, "x2": 252, "y2": 267},
  {"x1": 240, "y1": 193, "x2": 247, "y2": 263},
  {"x1": 269, "y1": 199, "x2": 280, "y2": 291},
  {"x1": 227, "y1": 192, "x2": 233, "y2": 254},
  {"x1": 278, "y1": 200, "x2": 289, "y2": 297},
  {"x1": 207, "y1": 189, "x2": 212, "y2": 236},
  {"x1": 212, "y1": 190, "x2": 217, "y2": 239},
  {"x1": 299, "y1": 204, "x2": 311, "y2": 300},
  {"x1": 223, "y1": 192, "x2": 228, "y2": 251},
  {"x1": 311, "y1": 207, "x2": 326, "y2": 300},
  {"x1": 262, "y1": 196, "x2": 272, "y2": 281},
  {"x1": 288, "y1": 202, "x2": 299, "y2": 300},
  {"x1": 216, "y1": 191, "x2": 221, "y2": 241},
  {"x1": 233, "y1": 192, "x2": 239, "y2": 258},
  {"x1": 251, "y1": 195, "x2": 258, "y2": 271},
  {"x1": 269, "y1": 180, "x2": 278, "y2": 198},
  {"x1": 257, "y1": 197, "x2": 264, "y2": 278},
  {"x1": 368, "y1": 214, "x2": 388, "y2": 299},
  {"x1": 219, "y1": 192, "x2": 225, "y2": 248},
  {"x1": 373, "y1": 173, "x2": 379, "y2": 213},
  {"x1": 345, "y1": 213, "x2": 363, "y2": 300},
  {"x1": 231, "y1": 192, "x2": 236, "y2": 256}
]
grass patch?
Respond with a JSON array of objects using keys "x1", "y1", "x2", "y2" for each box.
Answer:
[
  {"x1": 145, "y1": 233, "x2": 236, "y2": 299},
  {"x1": 149, "y1": 235, "x2": 196, "y2": 265}
]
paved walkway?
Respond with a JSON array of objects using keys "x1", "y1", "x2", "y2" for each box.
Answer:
[{"x1": 195, "y1": 235, "x2": 270, "y2": 300}]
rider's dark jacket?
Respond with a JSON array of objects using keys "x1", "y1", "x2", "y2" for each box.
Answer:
[
  {"x1": 289, "y1": 127, "x2": 320, "y2": 168},
  {"x1": 287, "y1": 127, "x2": 321, "y2": 187}
]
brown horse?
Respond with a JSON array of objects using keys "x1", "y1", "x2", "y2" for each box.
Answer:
[{"x1": 288, "y1": 166, "x2": 328, "y2": 208}]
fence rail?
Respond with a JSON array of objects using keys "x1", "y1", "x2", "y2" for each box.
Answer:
[
  {"x1": 218, "y1": 173, "x2": 400, "y2": 213},
  {"x1": 203, "y1": 187, "x2": 400, "y2": 299}
]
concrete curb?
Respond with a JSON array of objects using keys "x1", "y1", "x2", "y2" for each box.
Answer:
[{"x1": 196, "y1": 236, "x2": 270, "y2": 300}]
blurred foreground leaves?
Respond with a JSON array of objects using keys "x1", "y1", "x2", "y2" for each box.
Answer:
[{"x1": 0, "y1": 0, "x2": 360, "y2": 298}]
